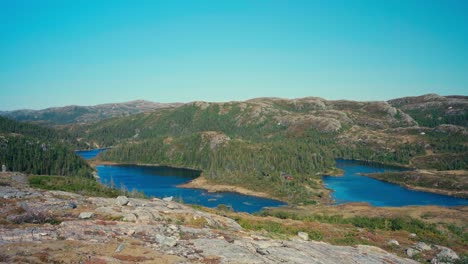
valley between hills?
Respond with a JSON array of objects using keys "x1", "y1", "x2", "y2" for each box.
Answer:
[{"x1": 0, "y1": 93, "x2": 467, "y2": 263}]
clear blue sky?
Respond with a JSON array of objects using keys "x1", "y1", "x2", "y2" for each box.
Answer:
[{"x1": 1, "y1": 0, "x2": 467, "y2": 110}]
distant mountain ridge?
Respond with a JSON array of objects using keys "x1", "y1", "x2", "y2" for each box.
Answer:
[
  {"x1": 0, "y1": 100, "x2": 182, "y2": 125},
  {"x1": 2, "y1": 94, "x2": 466, "y2": 127}
]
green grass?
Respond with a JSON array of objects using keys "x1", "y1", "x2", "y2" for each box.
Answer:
[{"x1": 28, "y1": 175, "x2": 145, "y2": 198}]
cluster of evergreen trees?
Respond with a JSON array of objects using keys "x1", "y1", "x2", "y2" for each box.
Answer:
[
  {"x1": 99, "y1": 131, "x2": 337, "y2": 203},
  {"x1": 0, "y1": 117, "x2": 92, "y2": 177},
  {"x1": 405, "y1": 109, "x2": 468, "y2": 127}
]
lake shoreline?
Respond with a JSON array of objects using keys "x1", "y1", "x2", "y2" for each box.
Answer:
[
  {"x1": 362, "y1": 172, "x2": 468, "y2": 199},
  {"x1": 324, "y1": 160, "x2": 468, "y2": 207},
  {"x1": 89, "y1": 160, "x2": 202, "y2": 172}
]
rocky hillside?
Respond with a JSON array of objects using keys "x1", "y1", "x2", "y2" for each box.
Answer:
[
  {"x1": 0, "y1": 172, "x2": 431, "y2": 264},
  {"x1": 388, "y1": 94, "x2": 468, "y2": 127},
  {"x1": 59, "y1": 94, "x2": 467, "y2": 204},
  {"x1": 0, "y1": 100, "x2": 182, "y2": 125}
]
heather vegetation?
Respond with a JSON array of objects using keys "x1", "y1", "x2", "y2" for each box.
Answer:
[{"x1": 254, "y1": 209, "x2": 466, "y2": 247}]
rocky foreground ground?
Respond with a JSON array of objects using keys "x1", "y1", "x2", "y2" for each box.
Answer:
[{"x1": 0, "y1": 173, "x2": 458, "y2": 264}]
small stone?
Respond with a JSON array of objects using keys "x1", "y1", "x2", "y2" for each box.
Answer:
[
  {"x1": 297, "y1": 232, "x2": 309, "y2": 241},
  {"x1": 163, "y1": 196, "x2": 173, "y2": 202},
  {"x1": 168, "y1": 224, "x2": 178, "y2": 231},
  {"x1": 67, "y1": 202, "x2": 77, "y2": 209},
  {"x1": 115, "y1": 243, "x2": 125, "y2": 253},
  {"x1": 116, "y1": 196, "x2": 129, "y2": 206},
  {"x1": 128, "y1": 230, "x2": 135, "y2": 236},
  {"x1": 78, "y1": 212, "x2": 94, "y2": 219},
  {"x1": 387, "y1": 239, "x2": 399, "y2": 246},
  {"x1": 409, "y1": 233, "x2": 417, "y2": 239},
  {"x1": 406, "y1": 248, "x2": 420, "y2": 258},
  {"x1": 256, "y1": 247, "x2": 269, "y2": 255}
]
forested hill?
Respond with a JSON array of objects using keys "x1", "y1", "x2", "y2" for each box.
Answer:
[
  {"x1": 62, "y1": 94, "x2": 467, "y2": 203},
  {"x1": 0, "y1": 100, "x2": 182, "y2": 126},
  {"x1": 0, "y1": 116, "x2": 93, "y2": 177},
  {"x1": 0, "y1": 116, "x2": 84, "y2": 147}
]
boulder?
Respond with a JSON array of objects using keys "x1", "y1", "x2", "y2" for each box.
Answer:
[
  {"x1": 406, "y1": 248, "x2": 420, "y2": 258},
  {"x1": 116, "y1": 196, "x2": 129, "y2": 206},
  {"x1": 297, "y1": 232, "x2": 309, "y2": 241},
  {"x1": 163, "y1": 196, "x2": 173, "y2": 202},
  {"x1": 432, "y1": 246, "x2": 459, "y2": 263},
  {"x1": 155, "y1": 234, "x2": 178, "y2": 247},
  {"x1": 123, "y1": 213, "x2": 137, "y2": 222},
  {"x1": 414, "y1": 242, "x2": 432, "y2": 251},
  {"x1": 78, "y1": 212, "x2": 94, "y2": 219},
  {"x1": 134, "y1": 210, "x2": 154, "y2": 223}
]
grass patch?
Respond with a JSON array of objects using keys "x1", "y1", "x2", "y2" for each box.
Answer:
[{"x1": 234, "y1": 216, "x2": 323, "y2": 240}]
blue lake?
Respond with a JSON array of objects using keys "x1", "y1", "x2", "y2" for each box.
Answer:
[
  {"x1": 96, "y1": 165, "x2": 286, "y2": 213},
  {"x1": 323, "y1": 159, "x2": 468, "y2": 207},
  {"x1": 77, "y1": 150, "x2": 468, "y2": 210},
  {"x1": 76, "y1": 146, "x2": 286, "y2": 213},
  {"x1": 75, "y1": 148, "x2": 107, "y2": 160}
]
